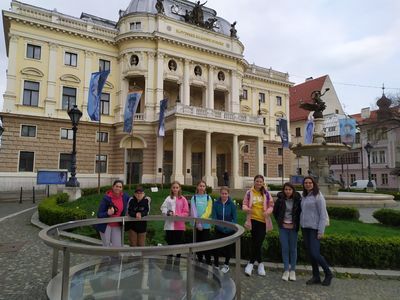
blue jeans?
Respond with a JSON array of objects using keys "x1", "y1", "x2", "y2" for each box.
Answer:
[
  {"x1": 279, "y1": 227, "x2": 298, "y2": 271},
  {"x1": 302, "y1": 228, "x2": 332, "y2": 279}
]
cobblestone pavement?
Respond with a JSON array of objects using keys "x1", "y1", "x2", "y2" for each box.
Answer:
[{"x1": 1, "y1": 210, "x2": 399, "y2": 300}]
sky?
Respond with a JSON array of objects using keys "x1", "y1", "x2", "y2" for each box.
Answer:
[{"x1": 1, "y1": 0, "x2": 399, "y2": 114}]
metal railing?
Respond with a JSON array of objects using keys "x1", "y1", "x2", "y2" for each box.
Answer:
[{"x1": 39, "y1": 216, "x2": 245, "y2": 300}]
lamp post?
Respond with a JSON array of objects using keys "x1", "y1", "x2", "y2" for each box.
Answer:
[
  {"x1": 66, "y1": 105, "x2": 82, "y2": 187},
  {"x1": 364, "y1": 142, "x2": 374, "y2": 191},
  {"x1": 258, "y1": 98, "x2": 261, "y2": 115}
]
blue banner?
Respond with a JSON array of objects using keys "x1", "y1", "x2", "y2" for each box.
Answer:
[
  {"x1": 278, "y1": 118, "x2": 289, "y2": 148},
  {"x1": 304, "y1": 119, "x2": 314, "y2": 144},
  {"x1": 87, "y1": 71, "x2": 110, "y2": 121},
  {"x1": 123, "y1": 91, "x2": 142, "y2": 133},
  {"x1": 339, "y1": 118, "x2": 356, "y2": 145},
  {"x1": 37, "y1": 170, "x2": 68, "y2": 185},
  {"x1": 158, "y1": 99, "x2": 168, "y2": 137}
]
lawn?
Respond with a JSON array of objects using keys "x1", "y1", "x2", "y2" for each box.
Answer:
[{"x1": 61, "y1": 188, "x2": 399, "y2": 244}]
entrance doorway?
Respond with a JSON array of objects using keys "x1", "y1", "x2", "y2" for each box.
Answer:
[
  {"x1": 163, "y1": 151, "x2": 173, "y2": 184},
  {"x1": 217, "y1": 154, "x2": 226, "y2": 186},
  {"x1": 192, "y1": 152, "x2": 203, "y2": 184},
  {"x1": 126, "y1": 149, "x2": 143, "y2": 184}
]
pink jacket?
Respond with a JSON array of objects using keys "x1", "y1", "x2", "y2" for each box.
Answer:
[
  {"x1": 161, "y1": 195, "x2": 189, "y2": 231},
  {"x1": 242, "y1": 188, "x2": 274, "y2": 232}
]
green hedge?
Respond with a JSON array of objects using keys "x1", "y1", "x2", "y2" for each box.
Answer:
[
  {"x1": 373, "y1": 209, "x2": 400, "y2": 227},
  {"x1": 327, "y1": 206, "x2": 359, "y2": 220},
  {"x1": 38, "y1": 193, "x2": 87, "y2": 226}
]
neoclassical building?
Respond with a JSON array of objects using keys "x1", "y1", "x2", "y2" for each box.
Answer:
[{"x1": 0, "y1": 0, "x2": 292, "y2": 190}]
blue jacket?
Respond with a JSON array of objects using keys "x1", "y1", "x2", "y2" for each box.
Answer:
[
  {"x1": 212, "y1": 197, "x2": 237, "y2": 234},
  {"x1": 95, "y1": 191, "x2": 130, "y2": 233}
]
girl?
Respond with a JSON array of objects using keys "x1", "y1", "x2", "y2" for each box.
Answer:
[
  {"x1": 95, "y1": 180, "x2": 129, "y2": 247},
  {"x1": 126, "y1": 186, "x2": 150, "y2": 247},
  {"x1": 242, "y1": 174, "x2": 274, "y2": 276},
  {"x1": 160, "y1": 181, "x2": 189, "y2": 259},
  {"x1": 273, "y1": 182, "x2": 301, "y2": 281},
  {"x1": 212, "y1": 187, "x2": 237, "y2": 273},
  {"x1": 191, "y1": 180, "x2": 213, "y2": 265},
  {"x1": 300, "y1": 176, "x2": 332, "y2": 286}
]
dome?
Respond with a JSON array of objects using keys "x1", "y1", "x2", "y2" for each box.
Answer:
[{"x1": 376, "y1": 93, "x2": 392, "y2": 109}]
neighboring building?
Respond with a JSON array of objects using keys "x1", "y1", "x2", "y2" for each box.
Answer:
[
  {"x1": 0, "y1": 0, "x2": 292, "y2": 190},
  {"x1": 331, "y1": 93, "x2": 400, "y2": 190},
  {"x1": 289, "y1": 75, "x2": 345, "y2": 176}
]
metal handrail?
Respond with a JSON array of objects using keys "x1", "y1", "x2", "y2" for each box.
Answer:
[{"x1": 39, "y1": 215, "x2": 245, "y2": 300}]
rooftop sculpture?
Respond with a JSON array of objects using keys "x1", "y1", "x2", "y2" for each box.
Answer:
[{"x1": 299, "y1": 88, "x2": 329, "y2": 119}]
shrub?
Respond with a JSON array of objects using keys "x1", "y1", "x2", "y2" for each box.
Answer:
[
  {"x1": 373, "y1": 209, "x2": 400, "y2": 227},
  {"x1": 38, "y1": 194, "x2": 87, "y2": 226},
  {"x1": 327, "y1": 206, "x2": 359, "y2": 220},
  {"x1": 55, "y1": 193, "x2": 69, "y2": 204}
]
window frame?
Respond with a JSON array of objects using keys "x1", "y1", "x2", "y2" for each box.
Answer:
[
  {"x1": 295, "y1": 127, "x2": 301, "y2": 137},
  {"x1": 59, "y1": 153, "x2": 73, "y2": 172},
  {"x1": 60, "y1": 128, "x2": 73, "y2": 140},
  {"x1": 99, "y1": 59, "x2": 110, "y2": 72},
  {"x1": 26, "y1": 43, "x2": 41, "y2": 60},
  {"x1": 96, "y1": 131, "x2": 109, "y2": 143},
  {"x1": 242, "y1": 89, "x2": 248, "y2": 100},
  {"x1": 18, "y1": 151, "x2": 34, "y2": 172},
  {"x1": 64, "y1": 51, "x2": 78, "y2": 67},
  {"x1": 62, "y1": 86, "x2": 77, "y2": 110},
  {"x1": 20, "y1": 125, "x2": 37, "y2": 138},
  {"x1": 276, "y1": 95, "x2": 282, "y2": 106},
  {"x1": 95, "y1": 154, "x2": 108, "y2": 173},
  {"x1": 23, "y1": 80, "x2": 40, "y2": 107},
  {"x1": 100, "y1": 92, "x2": 110, "y2": 115},
  {"x1": 243, "y1": 162, "x2": 249, "y2": 177},
  {"x1": 259, "y1": 92, "x2": 265, "y2": 103}
]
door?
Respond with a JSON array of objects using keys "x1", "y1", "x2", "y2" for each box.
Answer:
[
  {"x1": 126, "y1": 149, "x2": 143, "y2": 184},
  {"x1": 192, "y1": 152, "x2": 203, "y2": 184},
  {"x1": 216, "y1": 154, "x2": 226, "y2": 186}
]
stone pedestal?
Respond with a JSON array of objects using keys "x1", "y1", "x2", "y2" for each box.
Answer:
[{"x1": 63, "y1": 187, "x2": 82, "y2": 201}]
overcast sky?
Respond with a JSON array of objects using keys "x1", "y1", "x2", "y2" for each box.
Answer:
[{"x1": 1, "y1": 0, "x2": 399, "y2": 114}]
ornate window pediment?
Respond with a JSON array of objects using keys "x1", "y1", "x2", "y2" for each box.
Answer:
[
  {"x1": 60, "y1": 74, "x2": 81, "y2": 84},
  {"x1": 104, "y1": 81, "x2": 114, "y2": 89},
  {"x1": 20, "y1": 67, "x2": 44, "y2": 77},
  {"x1": 241, "y1": 105, "x2": 250, "y2": 112}
]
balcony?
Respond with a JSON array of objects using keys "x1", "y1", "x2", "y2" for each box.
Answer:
[{"x1": 165, "y1": 103, "x2": 263, "y2": 125}]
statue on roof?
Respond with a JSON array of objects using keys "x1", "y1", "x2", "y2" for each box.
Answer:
[
  {"x1": 155, "y1": 0, "x2": 165, "y2": 14},
  {"x1": 299, "y1": 88, "x2": 329, "y2": 119},
  {"x1": 230, "y1": 21, "x2": 237, "y2": 38},
  {"x1": 192, "y1": 1, "x2": 207, "y2": 25}
]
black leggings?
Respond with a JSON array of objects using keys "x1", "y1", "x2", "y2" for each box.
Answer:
[
  {"x1": 213, "y1": 231, "x2": 234, "y2": 266},
  {"x1": 195, "y1": 228, "x2": 211, "y2": 264},
  {"x1": 165, "y1": 230, "x2": 184, "y2": 258},
  {"x1": 249, "y1": 219, "x2": 266, "y2": 264}
]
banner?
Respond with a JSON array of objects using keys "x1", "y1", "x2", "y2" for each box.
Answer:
[
  {"x1": 278, "y1": 118, "x2": 289, "y2": 148},
  {"x1": 304, "y1": 119, "x2": 314, "y2": 144},
  {"x1": 339, "y1": 118, "x2": 356, "y2": 145},
  {"x1": 123, "y1": 91, "x2": 142, "y2": 133},
  {"x1": 87, "y1": 71, "x2": 110, "y2": 121},
  {"x1": 158, "y1": 98, "x2": 168, "y2": 137}
]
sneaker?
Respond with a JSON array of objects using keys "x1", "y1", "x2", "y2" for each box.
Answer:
[
  {"x1": 289, "y1": 271, "x2": 296, "y2": 281},
  {"x1": 306, "y1": 277, "x2": 321, "y2": 285},
  {"x1": 244, "y1": 263, "x2": 253, "y2": 276},
  {"x1": 221, "y1": 264, "x2": 230, "y2": 274},
  {"x1": 322, "y1": 274, "x2": 333, "y2": 286},
  {"x1": 281, "y1": 271, "x2": 289, "y2": 281},
  {"x1": 257, "y1": 263, "x2": 266, "y2": 276}
]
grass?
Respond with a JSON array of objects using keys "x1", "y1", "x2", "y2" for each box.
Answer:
[{"x1": 61, "y1": 188, "x2": 400, "y2": 244}]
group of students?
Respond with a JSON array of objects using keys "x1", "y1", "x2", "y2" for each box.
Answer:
[{"x1": 95, "y1": 174, "x2": 332, "y2": 286}]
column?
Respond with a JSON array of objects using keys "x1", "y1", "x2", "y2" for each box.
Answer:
[
  {"x1": 80, "y1": 50, "x2": 93, "y2": 120},
  {"x1": 230, "y1": 71, "x2": 240, "y2": 113},
  {"x1": 232, "y1": 135, "x2": 240, "y2": 188},
  {"x1": 156, "y1": 137, "x2": 164, "y2": 183},
  {"x1": 116, "y1": 78, "x2": 129, "y2": 123},
  {"x1": 183, "y1": 59, "x2": 190, "y2": 105},
  {"x1": 178, "y1": 80, "x2": 183, "y2": 104},
  {"x1": 146, "y1": 52, "x2": 155, "y2": 120},
  {"x1": 204, "y1": 131, "x2": 214, "y2": 187},
  {"x1": 184, "y1": 142, "x2": 192, "y2": 185},
  {"x1": 172, "y1": 129, "x2": 185, "y2": 183},
  {"x1": 155, "y1": 53, "x2": 164, "y2": 112},
  {"x1": 44, "y1": 43, "x2": 59, "y2": 117},
  {"x1": 256, "y1": 137, "x2": 264, "y2": 175},
  {"x1": 207, "y1": 65, "x2": 214, "y2": 109},
  {"x1": 3, "y1": 34, "x2": 18, "y2": 111}
]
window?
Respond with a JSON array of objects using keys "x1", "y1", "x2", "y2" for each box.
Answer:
[
  {"x1": 371, "y1": 151, "x2": 378, "y2": 164},
  {"x1": 64, "y1": 52, "x2": 77, "y2": 66},
  {"x1": 381, "y1": 128, "x2": 387, "y2": 140},
  {"x1": 96, "y1": 131, "x2": 109, "y2": 143},
  {"x1": 295, "y1": 127, "x2": 301, "y2": 137},
  {"x1": 297, "y1": 167, "x2": 302, "y2": 175},
  {"x1": 62, "y1": 87, "x2": 76, "y2": 110},
  {"x1": 23, "y1": 81, "x2": 39, "y2": 106},
  {"x1": 99, "y1": 59, "x2": 110, "y2": 72},
  {"x1": 21, "y1": 125, "x2": 36, "y2": 137},
  {"x1": 276, "y1": 119, "x2": 280, "y2": 134},
  {"x1": 328, "y1": 126, "x2": 336, "y2": 132},
  {"x1": 276, "y1": 96, "x2": 282, "y2": 106},
  {"x1": 278, "y1": 164, "x2": 283, "y2": 177},
  {"x1": 242, "y1": 89, "x2": 248, "y2": 100},
  {"x1": 335, "y1": 109, "x2": 339, "y2": 114},
  {"x1": 243, "y1": 144, "x2": 249, "y2": 153},
  {"x1": 26, "y1": 44, "x2": 41, "y2": 60},
  {"x1": 350, "y1": 174, "x2": 356, "y2": 183},
  {"x1": 243, "y1": 162, "x2": 249, "y2": 177},
  {"x1": 263, "y1": 163, "x2": 267, "y2": 177},
  {"x1": 130, "y1": 22, "x2": 142, "y2": 30},
  {"x1": 259, "y1": 93, "x2": 265, "y2": 103},
  {"x1": 263, "y1": 146, "x2": 267, "y2": 155},
  {"x1": 96, "y1": 155, "x2": 108, "y2": 173},
  {"x1": 381, "y1": 173, "x2": 388, "y2": 185},
  {"x1": 100, "y1": 93, "x2": 110, "y2": 115},
  {"x1": 379, "y1": 150, "x2": 386, "y2": 163},
  {"x1": 59, "y1": 153, "x2": 72, "y2": 172},
  {"x1": 19, "y1": 151, "x2": 34, "y2": 172},
  {"x1": 371, "y1": 174, "x2": 377, "y2": 182},
  {"x1": 278, "y1": 148, "x2": 283, "y2": 156},
  {"x1": 60, "y1": 128, "x2": 73, "y2": 140}
]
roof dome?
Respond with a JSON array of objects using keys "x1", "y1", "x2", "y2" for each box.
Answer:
[{"x1": 376, "y1": 93, "x2": 392, "y2": 109}]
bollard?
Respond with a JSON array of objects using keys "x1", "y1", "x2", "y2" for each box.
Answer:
[
  {"x1": 19, "y1": 187, "x2": 22, "y2": 204},
  {"x1": 47, "y1": 185, "x2": 50, "y2": 197},
  {"x1": 33, "y1": 186, "x2": 35, "y2": 203}
]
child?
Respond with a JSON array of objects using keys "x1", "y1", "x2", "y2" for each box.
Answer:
[
  {"x1": 242, "y1": 174, "x2": 274, "y2": 276},
  {"x1": 126, "y1": 186, "x2": 150, "y2": 247},
  {"x1": 191, "y1": 180, "x2": 213, "y2": 265},
  {"x1": 273, "y1": 182, "x2": 301, "y2": 281},
  {"x1": 160, "y1": 181, "x2": 189, "y2": 260},
  {"x1": 212, "y1": 186, "x2": 237, "y2": 273}
]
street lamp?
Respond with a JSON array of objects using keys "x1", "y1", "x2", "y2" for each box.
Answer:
[
  {"x1": 66, "y1": 105, "x2": 82, "y2": 187},
  {"x1": 364, "y1": 142, "x2": 374, "y2": 190}
]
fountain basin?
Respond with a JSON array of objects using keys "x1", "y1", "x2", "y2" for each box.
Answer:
[{"x1": 292, "y1": 143, "x2": 350, "y2": 157}]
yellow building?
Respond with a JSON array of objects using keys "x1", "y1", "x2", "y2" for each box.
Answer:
[{"x1": 0, "y1": 0, "x2": 292, "y2": 190}]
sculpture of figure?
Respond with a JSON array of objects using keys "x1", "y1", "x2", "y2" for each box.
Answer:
[
  {"x1": 155, "y1": 0, "x2": 165, "y2": 14},
  {"x1": 204, "y1": 17, "x2": 217, "y2": 30},
  {"x1": 299, "y1": 89, "x2": 329, "y2": 119},
  {"x1": 192, "y1": 1, "x2": 207, "y2": 25},
  {"x1": 230, "y1": 21, "x2": 237, "y2": 38}
]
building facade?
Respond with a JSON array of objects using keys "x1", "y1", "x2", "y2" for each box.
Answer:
[{"x1": 0, "y1": 0, "x2": 293, "y2": 191}]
